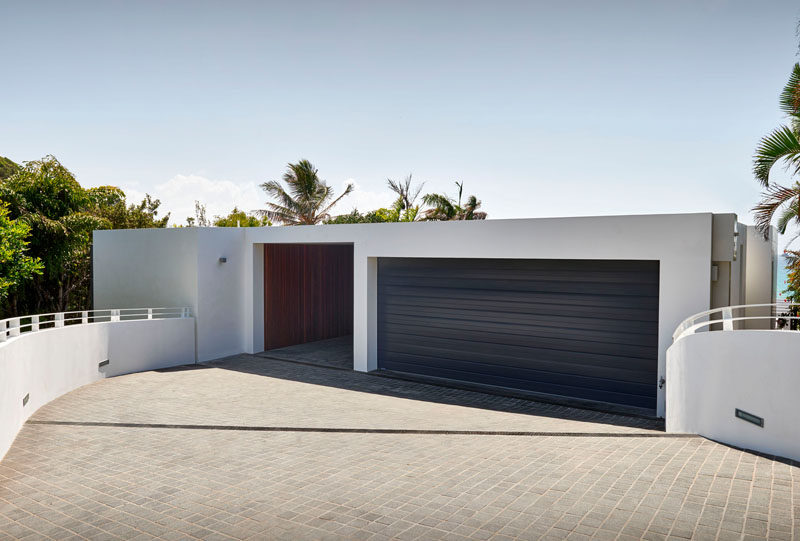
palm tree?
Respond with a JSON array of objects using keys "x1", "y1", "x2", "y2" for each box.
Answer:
[
  {"x1": 259, "y1": 160, "x2": 353, "y2": 225},
  {"x1": 422, "y1": 181, "x2": 487, "y2": 221},
  {"x1": 387, "y1": 174, "x2": 424, "y2": 221},
  {"x1": 753, "y1": 63, "x2": 800, "y2": 238}
]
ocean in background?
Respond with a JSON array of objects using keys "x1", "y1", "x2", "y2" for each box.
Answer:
[{"x1": 777, "y1": 254, "x2": 790, "y2": 301}]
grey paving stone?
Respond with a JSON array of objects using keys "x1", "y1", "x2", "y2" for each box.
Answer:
[{"x1": 0, "y1": 355, "x2": 796, "y2": 539}]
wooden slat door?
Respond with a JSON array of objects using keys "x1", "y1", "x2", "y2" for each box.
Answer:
[{"x1": 264, "y1": 244, "x2": 353, "y2": 350}]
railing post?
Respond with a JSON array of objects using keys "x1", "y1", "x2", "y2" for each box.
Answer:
[
  {"x1": 148, "y1": 308, "x2": 153, "y2": 320},
  {"x1": 0, "y1": 320, "x2": 6, "y2": 342},
  {"x1": 31, "y1": 315, "x2": 39, "y2": 332},
  {"x1": 9, "y1": 318, "x2": 20, "y2": 337},
  {"x1": 111, "y1": 309, "x2": 120, "y2": 322},
  {"x1": 721, "y1": 307, "x2": 733, "y2": 331},
  {"x1": 54, "y1": 313, "x2": 64, "y2": 328},
  {"x1": 82, "y1": 311, "x2": 88, "y2": 324}
]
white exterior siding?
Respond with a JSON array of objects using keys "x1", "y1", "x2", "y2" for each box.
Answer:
[
  {"x1": 93, "y1": 213, "x2": 776, "y2": 418},
  {"x1": 666, "y1": 330, "x2": 800, "y2": 461}
]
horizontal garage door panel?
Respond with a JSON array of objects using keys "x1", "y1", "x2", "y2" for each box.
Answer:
[
  {"x1": 383, "y1": 354, "x2": 654, "y2": 398},
  {"x1": 383, "y1": 358, "x2": 652, "y2": 407},
  {"x1": 382, "y1": 307, "x2": 658, "y2": 336},
  {"x1": 383, "y1": 296, "x2": 657, "y2": 323},
  {"x1": 377, "y1": 258, "x2": 659, "y2": 410},
  {"x1": 380, "y1": 333, "x2": 655, "y2": 383},
  {"x1": 381, "y1": 286, "x2": 660, "y2": 311},
  {"x1": 383, "y1": 324, "x2": 656, "y2": 360}
]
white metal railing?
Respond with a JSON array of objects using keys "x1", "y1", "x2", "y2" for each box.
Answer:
[
  {"x1": 672, "y1": 302, "x2": 800, "y2": 342},
  {"x1": 0, "y1": 307, "x2": 192, "y2": 343}
]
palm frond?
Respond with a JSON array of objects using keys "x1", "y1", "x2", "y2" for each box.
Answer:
[
  {"x1": 387, "y1": 175, "x2": 424, "y2": 220},
  {"x1": 260, "y1": 161, "x2": 352, "y2": 225},
  {"x1": 779, "y1": 63, "x2": 800, "y2": 119},
  {"x1": 317, "y1": 182, "x2": 354, "y2": 219},
  {"x1": 421, "y1": 193, "x2": 456, "y2": 221},
  {"x1": 753, "y1": 125, "x2": 800, "y2": 187},
  {"x1": 752, "y1": 183, "x2": 800, "y2": 237},
  {"x1": 777, "y1": 200, "x2": 799, "y2": 234},
  {"x1": 421, "y1": 193, "x2": 453, "y2": 209}
]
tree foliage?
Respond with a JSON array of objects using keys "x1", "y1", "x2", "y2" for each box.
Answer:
[
  {"x1": 0, "y1": 156, "x2": 108, "y2": 313},
  {"x1": 0, "y1": 155, "x2": 169, "y2": 317},
  {"x1": 213, "y1": 207, "x2": 271, "y2": 227},
  {"x1": 88, "y1": 186, "x2": 169, "y2": 229},
  {"x1": 0, "y1": 203, "x2": 43, "y2": 302},
  {"x1": 422, "y1": 181, "x2": 487, "y2": 221},
  {"x1": 0, "y1": 156, "x2": 19, "y2": 180},
  {"x1": 753, "y1": 63, "x2": 800, "y2": 237},
  {"x1": 324, "y1": 208, "x2": 396, "y2": 224},
  {"x1": 326, "y1": 176, "x2": 487, "y2": 224},
  {"x1": 259, "y1": 160, "x2": 353, "y2": 225},
  {"x1": 752, "y1": 31, "x2": 800, "y2": 308},
  {"x1": 387, "y1": 174, "x2": 424, "y2": 222}
]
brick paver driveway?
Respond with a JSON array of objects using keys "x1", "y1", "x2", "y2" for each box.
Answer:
[{"x1": 1, "y1": 354, "x2": 798, "y2": 540}]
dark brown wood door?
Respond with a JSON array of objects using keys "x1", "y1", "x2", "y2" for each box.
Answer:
[{"x1": 264, "y1": 244, "x2": 353, "y2": 350}]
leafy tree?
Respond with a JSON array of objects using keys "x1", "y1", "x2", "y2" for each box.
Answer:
[
  {"x1": 0, "y1": 154, "x2": 173, "y2": 316},
  {"x1": 387, "y1": 174, "x2": 424, "y2": 222},
  {"x1": 213, "y1": 207, "x2": 271, "y2": 227},
  {"x1": 259, "y1": 160, "x2": 353, "y2": 225},
  {"x1": 422, "y1": 181, "x2": 487, "y2": 221},
  {"x1": 0, "y1": 156, "x2": 19, "y2": 180},
  {"x1": 0, "y1": 203, "x2": 43, "y2": 303},
  {"x1": 779, "y1": 249, "x2": 800, "y2": 329},
  {"x1": 753, "y1": 63, "x2": 800, "y2": 237},
  {"x1": 325, "y1": 208, "x2": 395, "y2": 224},
  {"x1": 0, "y1": 155, "x2": 108, "y2": 314},
  {"x1": 126, "y1": 194, "x2": 170, "y2": 228},
  {"x1": 88, "y1": 187, "x2": 169, "y2": 229}
]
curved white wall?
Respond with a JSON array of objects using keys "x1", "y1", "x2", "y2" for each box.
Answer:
[
  {"x1": 0, "y1": 318, "x2": 195, "y2": 461},
  {"x1": 666, "y1": 330, "x2": 800, "y2": 461}
]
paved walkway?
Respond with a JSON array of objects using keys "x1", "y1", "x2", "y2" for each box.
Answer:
[
  {"x1": 257, "y1": 336, "x2": 354, "y2": 370},
  {"x1": 0, "y1": 355, "x2": 798, "y2": 540}
]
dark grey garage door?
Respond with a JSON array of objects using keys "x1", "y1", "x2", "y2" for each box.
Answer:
[{"x1": 377, "y1": 258, "x2": 659, "y2": 410}]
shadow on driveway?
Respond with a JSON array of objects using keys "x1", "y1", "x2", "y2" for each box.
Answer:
[{"x1": 187, "y1": 339, "x2": 664, "y2": 433}]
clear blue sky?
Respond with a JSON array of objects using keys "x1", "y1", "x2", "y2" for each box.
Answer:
[{"x1": 2, "y1": 0, "x2": 799, "y2": 229}]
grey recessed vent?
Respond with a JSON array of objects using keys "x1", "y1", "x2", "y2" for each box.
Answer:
[
  {"x1": 735, "y1": 408, "x2": 763, "y2": 427},
  {"x1": 22, "y1": 393, "x2": 29, "y2": 406},
  {"x1": 98, "y1": 359, "x2": 110, "y2": 368}
]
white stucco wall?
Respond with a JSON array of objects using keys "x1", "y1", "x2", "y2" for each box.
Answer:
[
  {"x1": 94, "y1": 213, "x2": 724, "y2": 416},
  {"x1": 195, "y1": 228, "x2": 248, "y2": 360},
  {"x1": 666, "y1": 330, "x2": 800, "y2": 461},
  {"x1": 94, "y1": 227, "x2": 248, "y2": 361},
  {"x1": 244, "y1": 213, "x2": 716, "y2": 417},
  {"x1": 93, "y1": 228, "x2": 199, "y2": 310},
  {"x1": 743, "y1": 225, "x2": 778, "y2": 329},
  {"x1": 0, "y1": 318, "x2": 195, "y2": 461}
]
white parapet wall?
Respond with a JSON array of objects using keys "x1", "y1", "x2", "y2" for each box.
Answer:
[
  {"x1": 0, "y1": 317, "x2": 195, "y2": 461},
  {"x1": 666, "y1": 330, "x2": 800, "y2": 461}
]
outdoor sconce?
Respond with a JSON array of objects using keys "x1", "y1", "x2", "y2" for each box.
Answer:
[{"x1": 219, "y1": 257, "x2": 227, "y2": 263}]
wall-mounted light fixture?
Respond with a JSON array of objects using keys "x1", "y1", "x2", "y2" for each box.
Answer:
[{"x1": 219, "y1": 257, "x2": 227, "y2": 263}]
